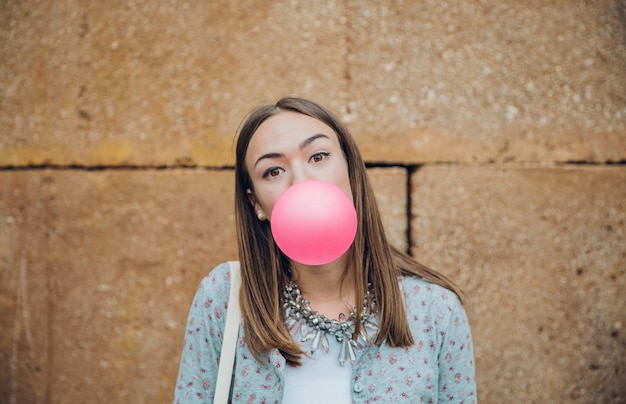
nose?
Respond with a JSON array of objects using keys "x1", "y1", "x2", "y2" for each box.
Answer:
[{"x1": 289, "y1": 165, "x2": 310, "y2": 187}]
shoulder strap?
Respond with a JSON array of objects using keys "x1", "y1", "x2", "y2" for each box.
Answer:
[{"x1": 214, "y1": 261, "x2": 241, "y2": 403}]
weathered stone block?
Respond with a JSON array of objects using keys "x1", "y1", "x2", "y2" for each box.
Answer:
[
  {"x1": 3, "y1": 1, "x2": 624, "y2": 167},
  {"x1": 0, "y1": 170, "x2": 237, "y2": 402},
  {"x1": 0, "y1": 172, "x2": 52, "y2": 403},
  {"x1": 344, "y1": 1, "x2": 626, "y2": 163},
  {"x1": 368, "y1": 167, "x2": 408, "y2": 251},
  {"x1": 0, "y1": 1, "x2": 348, "y2": 167},
  {"x1": 411, "y1": 166, "x2": 626, "y2": 402},
  {"x1": 50, "y1": 169, "x2": 237, "y2": 402}
]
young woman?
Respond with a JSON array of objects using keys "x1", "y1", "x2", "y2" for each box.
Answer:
[{"x1": 174, "y1": 97, "x2": 476, "y2": 403}]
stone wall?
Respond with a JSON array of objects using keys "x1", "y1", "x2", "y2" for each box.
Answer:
[{"x1": 1, "y1": 1, "x2": 624, "y2": 402}]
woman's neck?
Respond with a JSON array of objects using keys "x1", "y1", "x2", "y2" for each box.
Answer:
[{"x1": 289, "y1": 255, "x2": 355, "y2": 319}]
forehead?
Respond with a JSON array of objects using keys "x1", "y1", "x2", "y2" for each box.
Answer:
[{"x1": 246, "y1": 111, "x2": 339, "y2": 153}]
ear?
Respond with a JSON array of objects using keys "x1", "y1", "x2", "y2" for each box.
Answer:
[{"x1": 246, "y1": 188, "x2": 267, "y2": 221}]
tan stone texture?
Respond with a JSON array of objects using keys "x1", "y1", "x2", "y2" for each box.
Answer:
[
  {"x1": 367, "y1": 167, "x2": 408, "y2": 251},
  {"x1": 2, "y1": 0, "x2": 626, "y2": 402},
  {"x1": 1, "y1": 0, "x2": 349, "y2": 166},
  {"x1": 411, "y1": 166, "x2": 626, "y2": 403},
  {"x1": 348, "y1": 1, "x2": 626, "y2": 163},
  {"x1": 1, "y1": 170, "x2": 237, "y2": 402},
  {"x1": 0, "y1": 173, "x2": 51, "y2": 403},
  {"x1": 2, "y1": 1, "x2": 624, "y2": 166}
]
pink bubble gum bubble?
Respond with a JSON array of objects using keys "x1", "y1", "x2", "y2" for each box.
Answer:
[{"x1": 270, "y1": 180, "x2": 357, "y2": 265}]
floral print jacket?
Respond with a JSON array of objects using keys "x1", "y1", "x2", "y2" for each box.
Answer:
[{"x1": 174, "y1": 262, "x2": 477, "y2": 403}]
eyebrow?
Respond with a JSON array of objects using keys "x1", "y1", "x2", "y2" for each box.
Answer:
[{"x1": 253, "y1": 133, "x2": 330, "y2": 167}]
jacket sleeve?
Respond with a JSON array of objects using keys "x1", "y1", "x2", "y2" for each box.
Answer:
[
  {"x1": 437, "y1": 295, "x2": 477, "y2": 403},
  {"x1": 173, "y1": 263, "x2": 231, "y2": 403}
]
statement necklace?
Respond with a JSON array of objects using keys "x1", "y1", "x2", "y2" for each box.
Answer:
[{"x1": 283, "y1": 281, "x2": 378, "y2": 366}]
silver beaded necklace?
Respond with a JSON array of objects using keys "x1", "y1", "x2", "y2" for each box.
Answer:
[{"x1": 283, "y1": 281, "x2": 379, "y2": 366}]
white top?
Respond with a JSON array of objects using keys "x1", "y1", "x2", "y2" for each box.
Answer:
[{"x1": 282, "y1": 337, "x2": 352, "y2": 404}]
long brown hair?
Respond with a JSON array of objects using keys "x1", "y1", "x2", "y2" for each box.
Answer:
[{"x1": 234, "y1": 97, "x2": 463, "y2": 366}]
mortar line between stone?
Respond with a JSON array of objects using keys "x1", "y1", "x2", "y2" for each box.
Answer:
[
  {"x1": 405, "y1": 165, "x2": 417, "y2": 256},
  {"x1": 0, "y1": 164, "x2": 236, "y2": 171},
  {"x1": 1, "y1": 160, "x2": 624, "y2": 172}
]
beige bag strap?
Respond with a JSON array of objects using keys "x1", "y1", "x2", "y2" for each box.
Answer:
[{"x1": 214, "y1": 261, "x2": 241, "y2": 403}]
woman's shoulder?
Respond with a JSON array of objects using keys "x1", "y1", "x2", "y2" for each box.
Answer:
[
  {"x1": 196, "y1": 261, "x2": 237, "y2": 300},
  {"x1": 399, "y1": 274, "x2": 469, "y2": 337},
  {"x1": 400, "y1": 274, "x2": 463, "y2": 308}
]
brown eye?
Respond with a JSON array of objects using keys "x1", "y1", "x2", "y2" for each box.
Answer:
[
  {"x1": 263, "y1": 167, "x2": 284, "y2": 178},
  {"x1": 310, "y1": 152, "x2": 329, "y2": 163}
]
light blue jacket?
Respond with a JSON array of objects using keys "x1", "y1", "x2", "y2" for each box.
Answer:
[{"x1": 174, "y1": 262, "x2": 477, "y2": 403}]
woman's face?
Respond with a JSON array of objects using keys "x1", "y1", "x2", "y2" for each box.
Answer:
[{"x1": 245, "y1": 111, "x2": 352, "y2": 221}]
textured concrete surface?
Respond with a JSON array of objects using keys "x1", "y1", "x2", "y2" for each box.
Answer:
[
  {"x1": 0, "y1": 0, "x2": 349, "y2": 166},
  {"x1": 0, "y1": 173, "x2": 50, "y2": 403},
  {"x1": 411, "y1": 166, "x2": 626, "y2": 403},
  {"x1": 1, "y1": 170, "x2": 238, "y2": 402},
  {"x1": 348, "y1": 1, "x2": 626, "y2": 163},
  {"x1": 2, "y1": 1, "x2": 624, "y2": 166},
  {"x1": 2, "y1": 0, "x2": 626, "y2": 402},
  {"x1": 368, "y1": 166, "x2": 408, "y2": 251}
]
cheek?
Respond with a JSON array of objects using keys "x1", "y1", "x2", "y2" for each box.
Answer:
[
  {"x1": 334, "y1": 163, "x2": 353, "y2": 202},
  {"x1": 264, "y1": 203, "x2": 276, "y2": 220},
  {"x1": 255, "y1": 188, "x2": 284, "y2": 219}
]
